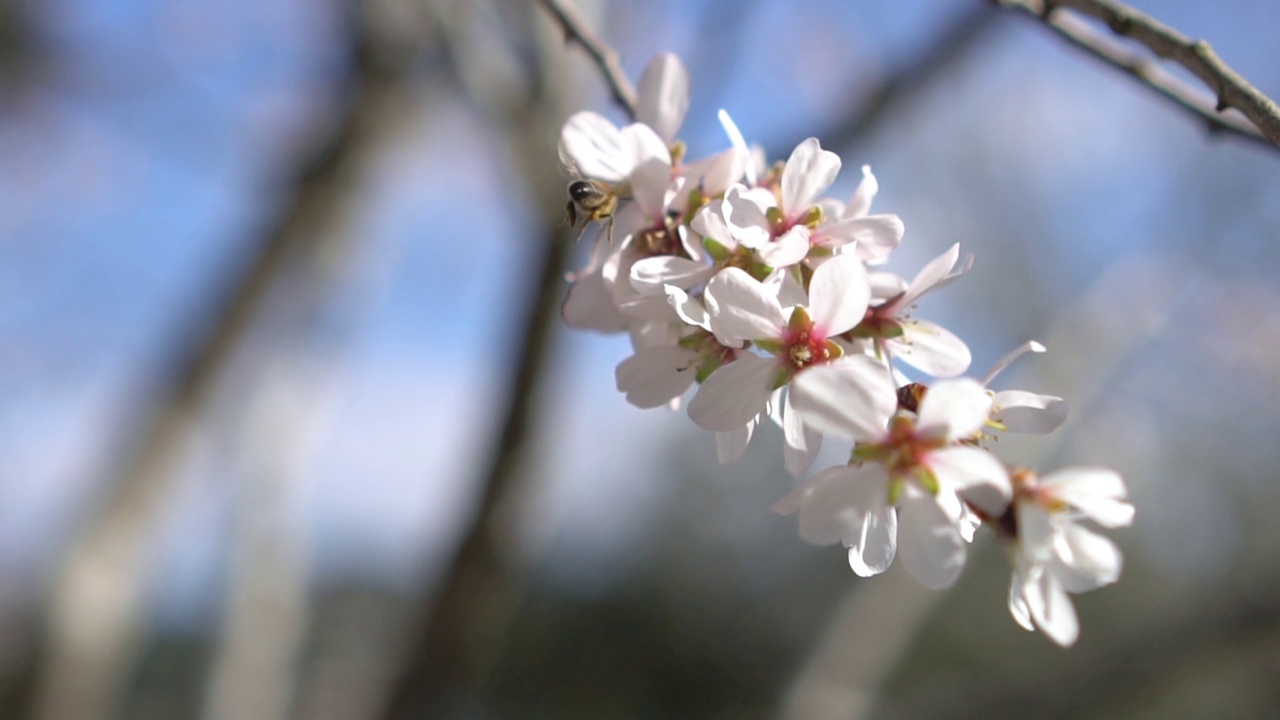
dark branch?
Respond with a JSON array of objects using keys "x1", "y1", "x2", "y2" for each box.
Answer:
[
  {"x1": 1000, "y1": 0, "x2": 1280, "y2": 152},
  {"x1": 535, "y1": 0, "x2": 637, "y2": 119}
]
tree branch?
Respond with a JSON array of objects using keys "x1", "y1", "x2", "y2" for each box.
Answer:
[
  {"x1": 535, "y1": 0, "x2": 637, "y2": 119},
  {"x1": 999, "y1": 0, "x2": 1280, "y2": 153}
]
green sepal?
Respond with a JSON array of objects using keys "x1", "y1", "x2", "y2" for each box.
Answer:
[
  {"x1": 788, "y1": 305, "x2": 813, "y2": 332},
  {"x1": 887, "y1": 478, "x2": 905, "y2": 506},
  {"x1": 800, "y1": 205, "x2": 824, "y2": 228},
  {"x1": 755, "y1": 338, "x2": 785, "y2": 356},
  {"x1": 695, "y1": 358, "x2": 721, "y2": 384},
  {"x1": 879, "y1": 321, "x2": 906, "y2": 339},
  {"x1": 822, "y1": 339, "x2": 844, "y2": 360},
  {"x1": 771, "y1": 367, "x2": 793, "y2": 390},
  {"x1": 669, "y1": 140, "x2": 687, "y2": 165},
  {"x1": 915, "y1": 466, "x2": 940, "y2": 495},
  {"x1": 852, "y1": 444, "x2": 880, "y2": 462},
  {"x1": 765, "y1": 206, "x2": 786, "y2": 234},
  {"x1": 704, "y1": 237, "x2": 731, "y2": 261},
  {"x1": 684, "y1": 187, "x2": 706, "y2": 222}
]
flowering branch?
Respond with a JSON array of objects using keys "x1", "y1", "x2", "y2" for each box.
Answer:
[
  {"x1": 558, "y1": 48, "x2": 1133, "y2": 648},
  {"x1": 535, "y1": 0, "x2": 637, "y2": 119},
  {"x1": 999, "y1": 0, "x2": 1280, "y2": 153}
]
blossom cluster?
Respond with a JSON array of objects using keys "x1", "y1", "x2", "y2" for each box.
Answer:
[{"x1": 558, "y1": 53, "x2": 1133, "y2": 647}]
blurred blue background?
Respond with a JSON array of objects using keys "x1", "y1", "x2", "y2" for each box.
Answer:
[{"x1": 2, "y1": 0, "x2": 1280, "y2": 718}]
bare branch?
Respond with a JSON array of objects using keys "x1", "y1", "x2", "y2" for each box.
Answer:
[
  {"x1": 999, "y1": 0, "x2": 1280, "y2": 152},
  {"x1": 535, "y1": 0, "x2": 637, "y2": 119}
]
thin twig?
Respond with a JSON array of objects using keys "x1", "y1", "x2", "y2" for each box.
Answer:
[
  {"x1": 535, "y1": 0, "x2": 637, "y2": 119},
  {"x1": 999, "y1": 0, "x2": 1280, "y2": 151}
]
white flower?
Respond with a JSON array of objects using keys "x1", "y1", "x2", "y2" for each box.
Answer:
[
  {"x1": 850, "y1": 244, "x2": 972, "y2": 378},
  {"x1": 811, "y1": 166, "x2": 905, "y2": 265},
  {"x1": 980, "y1": 341, "x2": 1069, "y2": 435},
  {"x1": 1003, "y1": 467, "x2": 1134, "y2": 646},
  {"x1": 776, "y1": 378, "x2": 1011, "y2": 589},
  {"x1": 686, "y1": 255, "x2": 873, "y2": 433}
]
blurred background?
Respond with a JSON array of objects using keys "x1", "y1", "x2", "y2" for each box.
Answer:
[{"x1": 2, "y1": 0, "x2": 1280, "y2": 718}]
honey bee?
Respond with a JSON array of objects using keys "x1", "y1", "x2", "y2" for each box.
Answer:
[{"x1": 565, "y1": 178, "x2": 620, "y2": 244}]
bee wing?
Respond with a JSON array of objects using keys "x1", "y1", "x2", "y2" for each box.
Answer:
[{"x1": 557, "y1": 142, "x2": 584, "y2": 181}]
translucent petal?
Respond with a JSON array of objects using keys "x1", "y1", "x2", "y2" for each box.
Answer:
[
  {"x1": 808, "y1": 255, "x2": 871, "y2": 337},
  {"x1": 991, "y1": 390, "x2": 1068, "y2": 435},
  {"x1": 635, "y1": 52, "x2": 689, "y2": 143},
  {"x1": 1041, "y1": 467, "x2": 1134, "y2": 528},
  {"x1": 687, "y1": 355, "x2": 775, "y2": 432},
  {"x1": 893, "y1": 320, "x2": 971, "y2": 378},
  {"x1": 704, "y1": 268, "x2": 786, "y2": 344},
  {"x1": 780, "y1": 138, "x2": 840, "y2": 217},
  {"x1": 929, "y1": 446, "x2": 1010, "y2": 516},
  {"x1": 788, "y1": 356, "x2": 897, "y2": 442},
  {"x1": 915, "y1": 377, "x2": 991, "y2": 440},
  {"x1": 897, "y1": 488, "x2": 966, "y2": 589},
  {"x1": 615, "y1": 345, "x2": 697, "y2": 408}
]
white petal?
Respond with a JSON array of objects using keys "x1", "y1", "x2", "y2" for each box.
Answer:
[
  {"x1": 615, "y1": 345, "x2": 697, "y2": 409},
  {"x1": 630, "y1": 256, "x2": 711, "y2": 293},
  {"x1": 867, "y1": 271, "x2": 908, "y2": 302},
  {"x1": 788, "y1": 355, "x2": 897, "y2": 442},
  {"x1": 1052, "y1": 524, "x2": 1123, "y2": 592},
  {"x1": 915, "y1": 378, "x2": 991, "y2": 441},
  {"x1": 561, "y1": 266, "x2": 628, "y2": 332},
  {"x1": 1008, "y1": 571, "x2": 1035, "y2": 632},
  {"x1": 781, "y1": 138, "x2": 840, "y2": 217},
  {"x1": 773, "y1": 465, "x2": 891, "y2": 552},
  {"x1": 635, "y1": 52, "x2": 689, "y2": 143},
  {"x1": 900, "y1": 243, "x2": 960, "y2": 307},
  {"x1": 991, "y1": 390, "x2": 1068, "y2": 435},
  {"x1": 704, "y1": 267, "x2": 786, "y2": 345},
  {"x1": 723, "y1": 185, "x2": 773, "y2": 248},
  {"x1": 629, "y1": 156, "x2": 675, "y2": 221},
  {"x1": 680, "y1": 147, "x2": 744, "y2": 199},
  {"x1": 848, "y1": 505, "x2": 898, "y2": 577},
  {"x1": 781, "y1": 389, "x2": 822, "y2": 477},
  {"x1": 897, "y1": 488, "x2": 966, "y2": 589},
  {"x1": 687, "y1": 355, "x2": 776, "y2": 432},
  {"x1": 558, "y1": 111, "x2": 629, "y2": 181},
  {"x1": 664, "y1": 285, "x2": 710, "y2": 330},
  {"x1": 807, "y1": 254, "x2": 870, "y2": 337},
  {"x1": 1024, "y1": 567, "x2": 1079, "y2": 647},
  {"x1": 1017, "y1": 502, "x2": 1057, "y2": 565},
  {"x1": 980, "y1": 340, "x2": 1046, "y2": 386},
  {"x1": 717, "y1": 109, "x2": 755, "y2": 186},
  {"x1": 894, "y1": 320, "x2": 971, "y2": 378},
  {"x1": 691, "y1": 199, "x2": 733, "y2": 245},
  {"x1": 928, "y1": 446, "x2": 1010, "y2": 517},
  {"x1": 1041, "y1": 467, "x2": 1134, "y2": 528},
  {"x1": 757, "y1": 225, "x2": 811, "y2": 268},
  {"x1": 844, "y1": 165, "x2": 878, "y2": 219},
  {"x1": 715, "y1": 416, "x2": 756, "y2": 464},
  {"x1": 822, "y1": 216, "x2": 905, "y2": 265},
  {"x1": 618, "y1": 123, "x2": 671, "y2": 178}
]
